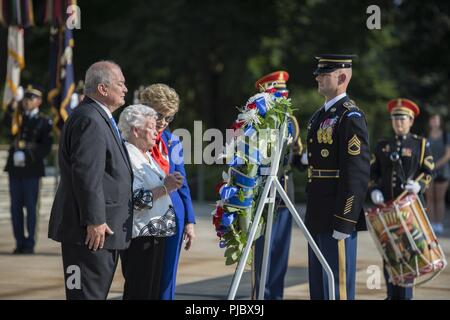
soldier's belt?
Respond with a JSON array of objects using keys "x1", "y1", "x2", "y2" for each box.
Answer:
[
  {"x1": 307, "y1": 168, "x2": 340, "y2": 179},
  {"x1": 14, "y1": 140, "x2": 36, "y2": 149}
]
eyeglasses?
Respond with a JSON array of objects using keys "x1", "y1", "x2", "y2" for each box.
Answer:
[{"x1": 156, "y1": 113, "x2": 175, "y2": 123}]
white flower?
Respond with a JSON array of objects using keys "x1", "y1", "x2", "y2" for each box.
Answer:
[{"x1": 237, "y1": 108, "x2": 261, "y2": 126}]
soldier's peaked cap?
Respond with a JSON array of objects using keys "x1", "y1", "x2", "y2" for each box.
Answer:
[
  {"x1": 313, "y1": 54, "x2": 357, "y2": 76},
  {"x1": 255, "y1": 71, "x2": 289, "y2": 91},
  {"x1": 387, "y1": 98, "x2": 420, "y2": 118},
  {"x1": 24, "y1": 84, "x2": 43, "y2": 98}
]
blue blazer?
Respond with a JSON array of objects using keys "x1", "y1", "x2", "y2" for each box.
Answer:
[{"x1": 160, "y1": 128, "x2": 195, "y2": 299}]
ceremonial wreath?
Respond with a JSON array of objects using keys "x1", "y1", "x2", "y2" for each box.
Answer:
[{"x1": 212, "y1": 90, "x2": 294, "y2": 265}]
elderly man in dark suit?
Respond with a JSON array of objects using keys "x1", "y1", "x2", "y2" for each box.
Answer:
[{"x1": 48, "y1": 61, "x2": 133, "y2": 300}]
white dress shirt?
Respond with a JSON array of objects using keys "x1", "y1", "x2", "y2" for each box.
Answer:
[
  {"x1": 324, "y1": 92, "x2": 347, "y2": 112},
  {"x1": 91, "y1": 97, "x2": 113, "y2": 119}
]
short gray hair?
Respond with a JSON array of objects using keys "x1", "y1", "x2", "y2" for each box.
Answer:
[
  {"x1": 84, "y1": 60, "x2": 121, "y2": 95},
  {"x1": 118, "y1": 104, "x2": 157, "y2": 140}
]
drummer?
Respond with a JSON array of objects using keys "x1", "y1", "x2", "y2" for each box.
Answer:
[{"x1": 369, "y1": 98, "x2": 435, "y2": 300}]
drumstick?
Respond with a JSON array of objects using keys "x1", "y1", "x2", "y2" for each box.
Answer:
[{"x1": 394, "y1": 172, "x2": 425, "y2": 202}]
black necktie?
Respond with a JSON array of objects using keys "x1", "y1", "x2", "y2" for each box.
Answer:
[{"x1": 318, "y1": 105, "x2": 326, "y2": 119}]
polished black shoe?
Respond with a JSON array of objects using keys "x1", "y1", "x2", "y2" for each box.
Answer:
[
  {"x1": 12, "y1": 248, "x2": 24, "y2": 254},
  {"x1": 22, "y1": 247, "x2": 35, "y2": 254}
]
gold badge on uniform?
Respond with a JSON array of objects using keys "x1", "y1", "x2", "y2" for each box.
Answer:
[
  {"x1": 348, "y1": 134, "x2": 361, "y2": 155},
  {"x1": 382, "y1": 144, "x2": 390, "y2": 153},
  {"x1": 18, "y1": 140, "x2": 26, "y2": 149},
  {"x1": 317, "y1": 117, "x2": 338, "y2": 144},
  {"x1": 317, "y1": 128, "x2": 323, "y2": 143},
  {"x1": 321, "y1": 149, "x2": 329, "y2": 157},
  {"x1": 343, "y1": 101, "x2": 354, "y2": 109},
  {"x1": 401, "y1": 148, "x2": 412, "y2": 157}
]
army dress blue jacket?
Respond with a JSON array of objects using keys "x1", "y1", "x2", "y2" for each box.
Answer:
[
  {"x1": 370, "y1": 133, "x2": 434, "y2": 202},
  {"x1": 304, "y1": 95, "x2": 370, "y2": 235},
  {"x1": 3, "y1": 106, "x2": 53, "y2": 178}
]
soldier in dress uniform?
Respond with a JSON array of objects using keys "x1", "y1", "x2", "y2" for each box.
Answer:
[
  {"x1": 3, "y1": 84, "x2": 53, "y2": 254},
  {"x1": 369, "y1": 98, "x2": 434, "y2": 300},
  {"x1": 253, "y1": 71, "x2": 303, "y2": 299},
  {"x1": 298, "y1": 54, "x2": 370, "y2": 300}
]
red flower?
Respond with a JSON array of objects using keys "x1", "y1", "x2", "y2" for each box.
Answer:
[
  {"x1": 230, "y1": 120, "x2": 245, "y2": 130},
  {"x1": 213, "y1": 206, "x2": 224, "y2": 230},
  {"x1": 215, "y1": 181, "x2": 227, "y2": 194},
  {"x1": 247, "y1": 102, "x2": 257, "y2": 109}
]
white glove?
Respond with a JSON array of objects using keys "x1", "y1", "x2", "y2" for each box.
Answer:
[
  {"x1": 70, "y1": 92, "x2": 79, "y2": 110},
  {"x1": 332, "y1": 230, "x2": 350, "y2": 240},
  {"x1": 405, "y1": 179, "x2": 420, "y2": 194},
  {"x1": 300, "y1": 152, "x2": 308, "y2": 165},
  {"x1": 13, "y1": 151, "x2": 25, "y2": 167},
  {"x1": 14, "y1": 86, "x2": 24, "y2": 102},
  {"x1": 371, "y1": 189, "x2": 385, "y2": 205}
]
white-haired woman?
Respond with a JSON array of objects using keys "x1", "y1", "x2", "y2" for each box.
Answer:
[
  {"x1": 118, "y1": 104, "x2": 183, "y2": 299},
  {"x1": 139, "y1": 84, "x2": 196, "y2": 300}
]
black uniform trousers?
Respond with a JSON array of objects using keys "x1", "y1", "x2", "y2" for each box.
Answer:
[
  {"x1": 8, "y1": 175, "x2": 40, "y2": 251},
  {"x1": 61, "y1": 242, "x2": 120, "y2": 300},
  {"x1": 120, "y1": 236, "x2": 166, "y2": 300}
]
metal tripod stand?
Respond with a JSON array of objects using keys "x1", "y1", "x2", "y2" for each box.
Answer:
[{"x1": 227, "y1": 118, "x2": 335, "y2": 300}]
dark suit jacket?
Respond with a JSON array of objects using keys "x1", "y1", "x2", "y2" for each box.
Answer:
[{"x1": 48, "y1": 97, "x2": 133, "y2": 250}]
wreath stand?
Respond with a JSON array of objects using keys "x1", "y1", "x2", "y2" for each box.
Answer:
[{"x1": 226, "y1": 116, "x2": 336, "y2": 300}]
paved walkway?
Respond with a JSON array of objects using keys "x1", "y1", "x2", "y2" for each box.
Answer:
[{"x1": 0, "y1": 201, "x2": 449, "y2": 300}]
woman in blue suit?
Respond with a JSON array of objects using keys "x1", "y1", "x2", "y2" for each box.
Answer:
[{"x1": 139, "y1": 84, "x2": 196, "y2": 300}]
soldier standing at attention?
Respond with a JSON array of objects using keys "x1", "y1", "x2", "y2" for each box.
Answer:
[
  {"x1": 301, "y1": 54, "x2": 370, "y2": 299},
  {"x1": 3, "y1": 85, "x2": 53, "y2": 254}
]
